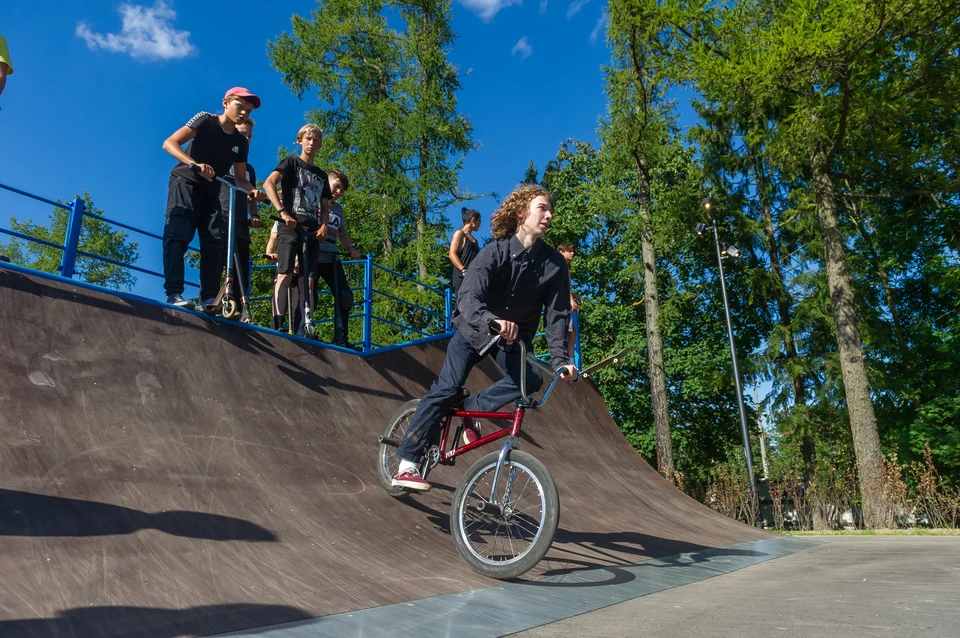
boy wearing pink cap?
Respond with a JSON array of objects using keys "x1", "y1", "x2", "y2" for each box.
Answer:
[{"x1": 161, "y1": 87, "x2": 265, "y2": 310}]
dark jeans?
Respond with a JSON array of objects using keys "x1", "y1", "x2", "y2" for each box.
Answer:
[
  {"x1": 395, "y1": 330, "x2": 543, "y2": 463},
  {"x1": 162, "y1": 176, "x2": 224, "y2": 300},
  {"x1": 316, "y1": 256, "x2": 352, "y2": 342}
]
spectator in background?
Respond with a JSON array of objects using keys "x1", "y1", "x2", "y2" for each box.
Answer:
[
  {"x1": 219, "y1": 118, "x2": 262, "y2": 323},
  {"x1": 0, "y1": 34, "x2": 13, "y2": 97},
  {"x1": 161, "y1": 87, "x2": 264, "y2": 311},
  {"x1": 449, "y1": 208, "x2": 481, "y2": 298},
  {"x1": 557, "y1": 243, "x2": 579, "y2": 361},
  {"x1": 262, "y1": 123, "x2": 332, "y2": 333},
  {"x1": 316, "y1": 170, "x2": 361, "y2": 348}
]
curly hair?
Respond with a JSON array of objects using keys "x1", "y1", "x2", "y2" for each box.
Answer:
[{"x1": 490, "y1": 184, "x2": 554, "y2": 239}]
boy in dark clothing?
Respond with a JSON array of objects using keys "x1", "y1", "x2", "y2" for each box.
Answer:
[
  {"x1": 161, "y1": 87, "x2": 264, "y2": 310},
  {"x1": 317, "y1": 170, "x2": 362, "y2": 347},
  {"x1": 218, "y1": 118, "x2": 262, "y2": 323},
  {"x1": 263, "y1": 123, "x2": 332, "y2": 332},
  {"x1": 393, "y1": 185, "x2": 578, "y2": 491}
]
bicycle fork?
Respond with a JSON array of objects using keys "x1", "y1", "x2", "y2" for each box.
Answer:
[{"x1": 476, "y1": 437, "x2": 519, "y2": 516}]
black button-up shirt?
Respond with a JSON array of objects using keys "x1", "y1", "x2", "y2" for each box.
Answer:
[{"x1": 453, "y1": 235, "x2": 571, "y2": 370}]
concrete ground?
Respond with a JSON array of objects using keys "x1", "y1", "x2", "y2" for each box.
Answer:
[{"x1": 508, "y1": 537, "x2": 960, "y2": 638}]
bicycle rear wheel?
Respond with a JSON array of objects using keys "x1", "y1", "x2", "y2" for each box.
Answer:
[
  {"x1": 450, "y1": 450, "x2": 559, "y2": 580},
  {"x1": 376, "y1": 399, "x2": 420, "y2": 497}
]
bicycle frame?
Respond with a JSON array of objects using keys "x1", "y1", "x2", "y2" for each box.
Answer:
[{"x1": 433, "y1": 339, "x2": 563, "y2": 466}]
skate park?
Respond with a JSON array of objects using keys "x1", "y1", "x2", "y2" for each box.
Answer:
[
  {"x1": 4, "y1": 2, "x2": 960, "y2": 633},
  {"x1": 3, "y1": 222, "x2": 957, "y2": 637},
  {"x1": 0, "y1": 259, "x2": 806, "y2": 637}
]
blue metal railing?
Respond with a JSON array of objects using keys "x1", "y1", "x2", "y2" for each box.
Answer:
[{"x1": 1, "y1": 180, "x2": 453, "y2": 356}]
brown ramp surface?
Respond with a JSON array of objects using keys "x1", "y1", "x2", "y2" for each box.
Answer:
[{"x1": 0, "y1": 268, "x2": 770, "y2": 637}]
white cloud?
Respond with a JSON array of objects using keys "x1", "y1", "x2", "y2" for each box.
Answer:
[
  {"x1": 458, "y1": 0, "x2": 523, "y2": 22},
  {"x1": 590, "y1": 12, "x2": 608, "y2": 44},
  {"x1": 539, "y1": 0, "x2": 548, "y2": 14},
  {"x1": 512, "y1": 37, "x2": 533, "y2": 60},
  {"x1": 76, "y1": 1, "x2": 195, "y2": 61},
  {"x1": 567, "y1": 0, "x2": 590, "y2": 19}
]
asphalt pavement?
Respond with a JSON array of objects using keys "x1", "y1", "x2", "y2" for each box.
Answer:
[{"x1": 508, "y1": 536, "x2": 960, "y2": 638}]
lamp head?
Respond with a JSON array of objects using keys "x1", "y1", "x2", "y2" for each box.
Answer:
[
  {"x1": 701, "y1": 196, "x2": 714, "y2": 211},
  {"x1": 721, "y1": 244, "x2": 741, "y2": 259},
  {"x1": 694, "y1": 222, "x2": 706, "y2": 236}
]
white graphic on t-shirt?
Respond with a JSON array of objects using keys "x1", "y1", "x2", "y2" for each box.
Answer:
[
  {"x1": 320, "y1": 202, "x2": 344, "y2": 253},
  {"x1": 293, "y1": 166, "x2": 325, "y2": 217},
  {"x1": 227, "y1": 165, "x2": 253, "y2": 181}
]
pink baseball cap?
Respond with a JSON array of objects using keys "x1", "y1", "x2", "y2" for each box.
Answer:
[{"x1": 224, "y1": 87, "x2": 261, "y2": 109}]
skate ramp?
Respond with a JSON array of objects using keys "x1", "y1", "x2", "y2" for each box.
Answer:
[{"x1": 0, "y1": 266, "x2": 771, "y2": 637}]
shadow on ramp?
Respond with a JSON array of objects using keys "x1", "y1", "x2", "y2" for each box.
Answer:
[
  {"x1": 0, "y1": 489, "x2": 278, "y2": 541},
  {"x1": 520, "y1": 529, "x2": 769, "y2": 587},
  {"x1": 0, "y1": 604, "x2": 312, "y2": 638}
]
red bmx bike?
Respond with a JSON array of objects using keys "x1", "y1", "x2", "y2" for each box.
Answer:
[{"x1": 375, "y1": 339, "x2": 568, "y2": 579}]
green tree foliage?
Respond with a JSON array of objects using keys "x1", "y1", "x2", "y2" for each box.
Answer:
[
  {"x1": 268, "y1": 0, "x2": 476, "y2": 292},
  {"x1": 538, "y1": 140, "x2": 759, "y2": 492},
  {"x1": 0, "y1": 192, "x2": 139, "y2": 291}
]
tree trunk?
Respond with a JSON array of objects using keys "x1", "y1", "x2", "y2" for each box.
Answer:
[
  {"x1": 810, "y1": 156, "x2": 885, "y2": 528},
  {"x1": 756, "y1": 160, "x2": 815, "y2": 481},
  {"x1": 634, "y1": 155, "x2": 674, "y2": 483},
  {"x1": 417, "y1": 137, "x2": 429, "y2": 279}
]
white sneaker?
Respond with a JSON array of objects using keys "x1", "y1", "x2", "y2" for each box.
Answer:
[{"x1": 201, "y1": 298, "x2": 218, "y2": 314}]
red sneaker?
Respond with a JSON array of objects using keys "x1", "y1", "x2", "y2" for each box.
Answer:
[
  {"x1": 461, "y1": 417, "x2": 482, "y2": 445},
  {"x1": 392, "y1": 467, "x2": 431, "y2": 492}
]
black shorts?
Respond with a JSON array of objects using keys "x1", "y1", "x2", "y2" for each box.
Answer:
[{"x1": 276, "y1": 223, "x2": 319, "y2": 275}]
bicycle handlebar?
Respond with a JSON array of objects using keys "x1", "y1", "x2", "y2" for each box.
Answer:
[{"x1": 484, "y1": 328, "x2": 575, "y2": 405}]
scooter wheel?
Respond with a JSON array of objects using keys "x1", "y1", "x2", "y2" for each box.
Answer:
[{"x1": 222, "y1": 298, "x2": 238, "y2": 319}]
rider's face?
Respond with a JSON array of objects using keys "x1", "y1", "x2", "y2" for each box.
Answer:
[{"x1": 519, "y1": 195, "x2": 553, "y2": 238}]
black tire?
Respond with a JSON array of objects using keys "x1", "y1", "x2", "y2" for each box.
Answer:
[
  {"x1": 376, "y1": 399, "x2": 420, "y2": 497},
  {"x1": 450, "y1": 450, "x2": 559, "y2": 580}
]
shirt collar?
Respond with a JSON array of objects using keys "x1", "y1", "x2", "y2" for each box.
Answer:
[{"x1": 508, "y1": 234, "x2": 541, "y2": 261}]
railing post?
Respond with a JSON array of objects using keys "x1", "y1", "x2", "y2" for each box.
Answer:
[
  {"x1": 445, "y1": 288, "x2": 453, "y2": 333},
  {"x1": 59, "y1": 196, "x2": 85, "y2": 279},
  {"x1": 362, "y1": 254, "x2": 374, "y2": 354},
  {"x1": 573, "y1": 310, "x2": 582, "y2": 369}
]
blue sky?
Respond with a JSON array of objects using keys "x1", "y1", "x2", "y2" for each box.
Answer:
[{"x1": 0, "y1": 0, "x2": 617, "y2": 298}]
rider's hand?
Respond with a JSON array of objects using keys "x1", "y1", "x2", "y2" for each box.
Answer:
[
  {"x1": 571, "y1": 299, "x2": 579, "y2": 312},
  {"x1": 496, "y1": 319, "x2": 519, "y2": 344},
  {"x1": 281, "y1": 212, "x2": 297, "y2": 229},
  {"x1": 248, "y1": 189, "x2": 266, "y2": 203},
  {"x1": 249, "y1": 216, "x2": 262, "y2": 229},
  {"x1": 318, "y1": 223, "x2": 328, "y2": 240},
  {"x1": 557, "y1": 364, "x2": 578, "y2": 382},
  {"x1": 348, "y1": 246, "x2": 361, "y2": 259},
  {"x1": 266, "y1": 252, "x2": 278, "y2": 262}
]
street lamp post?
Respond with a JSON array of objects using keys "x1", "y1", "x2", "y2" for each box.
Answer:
[{"x1": 697, "y1": 196, "x2": 759, "y2": 521}]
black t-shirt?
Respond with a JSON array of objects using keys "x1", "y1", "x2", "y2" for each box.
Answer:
[
  {"x1": 219, "y1": 163, "x2": 258, "y2": 225},
  {"x1": 275, "y1": 156, "x2": 332, "y2": 228},
  {"x1": 170, "y1": 112, "x2": 249, "y2": 190}
]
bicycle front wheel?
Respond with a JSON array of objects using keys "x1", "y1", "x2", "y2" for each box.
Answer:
[{"x1": 450, "y1": 450, "x2": 559, "y2": 580}]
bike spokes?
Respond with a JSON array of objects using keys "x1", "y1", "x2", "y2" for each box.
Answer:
[{"x1": 457, "y1": 459, "x2": 546, "y2": 565}]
